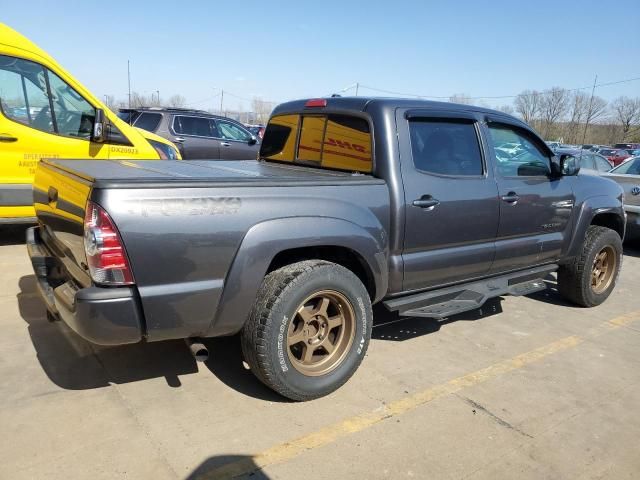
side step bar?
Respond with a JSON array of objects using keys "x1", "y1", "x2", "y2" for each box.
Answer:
[{"x1": 383, "y1": 264, "x2": 557, "y2": 319}]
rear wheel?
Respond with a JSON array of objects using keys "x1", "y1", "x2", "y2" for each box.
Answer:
[
  {"x1": 241, "y1": 260, "x2": 372, "y2": 401},
  {"x1": 558, "y1": 226, "x2": 622, "y2": 307}
]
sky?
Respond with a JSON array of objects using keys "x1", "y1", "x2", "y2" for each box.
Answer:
[{"x1": 2, "y1": 0, "x2": 639, "y2": 111}]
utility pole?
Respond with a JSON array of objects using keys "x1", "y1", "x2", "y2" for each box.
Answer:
[
  {"x1": 355, "y1": 82, "x2": 359, "y2": 96},
  {"x1": 156, "y1": 90, "x2": 160, "y2": 106},
  {"x1": 220, "y1": 90, "x2": 224, "y2": 116},
  {"x1": 127, "y1": 60, "x2": 131, "y2": 109},
  {"x1": 581, "y1": 74, "x2": 598, "y2": 146}
]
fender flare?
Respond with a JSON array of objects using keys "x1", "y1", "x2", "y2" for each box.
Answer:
[
  {"x1": 565, "y1": 195, "x2": 625, "y2": 259},
  {"x1": 206, "y1": 216, "x2": 388, "y2": 336}
]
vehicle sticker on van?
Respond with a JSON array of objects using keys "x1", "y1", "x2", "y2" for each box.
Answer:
[{"x1": 125, "y1": 197, "x2": 241, "y2": 217}]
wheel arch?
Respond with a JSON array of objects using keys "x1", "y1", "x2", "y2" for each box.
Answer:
[{"x1": 206, "y1": 217, "x2": 388, "y2": 337}]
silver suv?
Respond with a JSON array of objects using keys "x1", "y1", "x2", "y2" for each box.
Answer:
[{"x1": 117, "y1": 108, "x2": 260, "y2": 160}]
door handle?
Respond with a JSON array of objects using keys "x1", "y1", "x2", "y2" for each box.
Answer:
[
  {"x1": 220, "y1": 141, "x2": 231, "y2": 147},
  {"x1": 412, "y1": 196, "x2": 440, "y2": 209},
  {"x1": 0, "y1": 134, "x2": 18, "y2": 143},
  {"x1": 501, "y1": 192, "x2": 520, "y2": 204},
  {"x1": 173, "y1": 137, "x2": 185, "y2": 143}
]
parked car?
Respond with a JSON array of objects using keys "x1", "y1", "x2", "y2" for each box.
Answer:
[
  {"x1": 605, "y1": 156, "x2": 640, "y2": 242},
  {"x1": 28, "y1": 97, "x2": 625, "y2": 400},
  {"x1": 613, "y1": 143, "x2": 640, "y2": 151},
  {"x1": 0, "y1": 24, "x2": 180, "y2": 224},
  {"x1": 117, "y1": 107, "x2": 260, "y2": 160},
  {"x1": 554, "y1": 148, "x2": 613, "y2": 173},
  {"x1": 598, "y1": 148, "x2": 631, "y2": 167}
]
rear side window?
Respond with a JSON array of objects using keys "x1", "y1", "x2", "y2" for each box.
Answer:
[
  {"x1": 261, "y1": 113, "x2": 372, "y2": 173},
  {"x1": 409, "y1": 120, "x2": 483, "y2": 176},
  {"x1": 134, "y1": 112, "x2": 162, "y2": 132},
  {"x1": 173, "y1": 116, "x2": 214, "y2": 137}
]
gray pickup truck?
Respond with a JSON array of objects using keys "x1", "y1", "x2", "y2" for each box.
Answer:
[{"x1": 27, "y1": 97, "x2": 626, "y2": 400}]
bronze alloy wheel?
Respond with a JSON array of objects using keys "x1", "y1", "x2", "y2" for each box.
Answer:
[
  {"x1": 287, "y1": 290, "x2": 356, "y2": 376},
  {"x1": 591, "y1": 245, "x2": 617, "y2": 294}
]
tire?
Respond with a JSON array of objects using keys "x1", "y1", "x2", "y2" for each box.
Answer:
[
  {"x1": 241, "y1": 260, "x2": 373, "y2": 401},
  {"x1": 557, "y1": 225, "x2": 623, "y2": 307}
]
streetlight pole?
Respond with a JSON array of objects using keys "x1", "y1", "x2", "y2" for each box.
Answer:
[{"x1": 127, "y1": 60, "x2": 131, "y2": 108}]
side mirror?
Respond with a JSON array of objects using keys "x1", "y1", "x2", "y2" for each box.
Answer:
[
  {"x1": 248, "y1": 135, "x2": 258, "y2": 146},
  {"x1": 92, "y1": 108, "x2": 106, "y2": 143},
  {"x1": 560, "y1": 154, "x2": 580, "y2": 176}
]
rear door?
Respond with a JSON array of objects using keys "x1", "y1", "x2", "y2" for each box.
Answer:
[
  {"x1": 171, "y1": 115, "x2": 220, "y2": 159},
  {"x1": 397, "y1": 109, "x2": 500, "y2": 291},
  {"x1": 485, "y1": 119, "x2": 575, "y2": 273},
  {"x1": 214, "y1": 118, "x2": 260, "y2": 160}
]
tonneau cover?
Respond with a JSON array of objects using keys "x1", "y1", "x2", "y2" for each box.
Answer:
[{"x1": 43, "y1": 159, "x2": 382, "y2": 188}]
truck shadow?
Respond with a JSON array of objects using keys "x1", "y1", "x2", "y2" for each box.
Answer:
[
  {"x1": 0, "y1": 224, "x2": 30, "y2": 246},
  {"x1": 624, "y1": 244, "x2": 640, "y2": 258},
  {"x1": 17, "y1": 274, "x2": 285, "y2": 402},
  {"x1": 186, "y1": 455, "x2": 269, "y2": 479}
]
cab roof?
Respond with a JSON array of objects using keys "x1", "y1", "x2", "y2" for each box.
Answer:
[
  {"x1": 272, "y1": 96, "x2": 524, "y2": 124},
  {"x1": 0, "y1": 24, "x2": 55, "y2": 64}
]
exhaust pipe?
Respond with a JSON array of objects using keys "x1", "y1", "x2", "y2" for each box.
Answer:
[{"x1": 185, "y1": 337, "x2": 209, "y2": 362}]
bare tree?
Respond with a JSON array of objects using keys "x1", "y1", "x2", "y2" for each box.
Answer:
[
  {"x1": 251, "y1": 97, "x2": 275, "y2": 124},
  {"x1": 449, "y1": 93, "x2": 472, "y2": 105},
  {"x1": 580, "y1": 95, "x2": 608, "y2": 144},
  {"x1": 130, "y1": 91, "x2": 151, "y2": 108},
  {"x1": 539, "y1": 87, "x2": 569, "y2": 139},
  {"x1": 611, "y1": 96, "x2": 640, "y2": 140},
  {"x1": 103, "y1": 94, "x2": 117, "y2": 111},
  {"x1": 167, "y1": 94, "x2": 186, "y2": 108},
  {"x1": 564, "y1": 92, "x2": 590, "y2": 144},
  {"x1": 514, "y1": 90, "x2": 540, "y2": 125},
  {"x1": 496, "y1": 104, "x2": 514, "y2": 115}
]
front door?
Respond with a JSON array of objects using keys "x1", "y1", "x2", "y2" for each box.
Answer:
[
  {"x1": 214, "y1": 119, "x2": 260, "y2": 160},
  {"x1": 485, "y1": 120, "x2": 575, "y2": 273},
  {"x1": 398, "y1": 110, "x2": 500, "y2": 291}
]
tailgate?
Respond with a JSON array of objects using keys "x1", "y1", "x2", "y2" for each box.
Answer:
[{"x1": 33, "y1": 160, "x2": 92, "y2": 286}]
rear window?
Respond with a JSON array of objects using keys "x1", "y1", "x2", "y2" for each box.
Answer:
[
  {"x1": 134, "y1": 112, "x2": 162, "y2": 132},
  {"x1": 260, "y1": 113, "x2": 372, "y2": 173}
]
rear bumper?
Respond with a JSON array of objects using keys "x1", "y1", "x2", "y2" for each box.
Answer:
[{"x1": 26, "y1": 226, "x2": 144, "y2": 345}]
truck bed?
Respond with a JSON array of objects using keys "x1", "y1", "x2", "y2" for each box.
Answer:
[{"x1": 45, "y1": 159, "x2": 384, "y2": 188}]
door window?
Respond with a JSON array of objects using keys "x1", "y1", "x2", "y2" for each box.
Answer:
[
  {"x1": 488, "y1": 124, "x2": 550, "y2": 177},
  {"x1": 594, "y1": 155, "x2": 613, "y2": 172},
  {"x1": 216, "y1": 119, "x2": 251, "y2": 141},
  {"x1": 46, "y1": 70, "x2": 95, "y2": 138},
  {"x1": 134, "y1": 112, "x2": 162, "y2": 132},
  {"x1": 0, "y1": 55, "x2": 54, "y2": 132},
  {"x1": 409, "y1": 120, "x2": 483, "y2": 176},
  {"x1": 580, "y1": 154, "x2": 596, "y2": 170},
  {"x1": 173, "y1": 116, "x2": 215, "y2": 137},
  {"x1": 0, "y1": 54, "x2": 96, "y2": 138}
]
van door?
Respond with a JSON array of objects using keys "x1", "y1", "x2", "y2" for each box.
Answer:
[
  {"x1": 397, "y1": 110, "x2": 500, "y2": 291},
  {"x1": 0, "y1": 54, "x2": 111, "y2": 218},
  {"x1": 485, "y1": 120, "x2": 575, "y2": 273}
]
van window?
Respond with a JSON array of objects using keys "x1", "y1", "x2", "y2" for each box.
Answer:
[
  {"x1": 134, "y1": 112, "x2": 162, "y2": 132},
  {"x1": 0, "y1": 55, "x2": 54, "y2": 132},
  {"x1": 261, "y1": 113, "x2": 372, "y2": 173},
  {"x1": 0, "y1": 54, "x2": 96, "y2": 139},
  {"x1": 47, "y1": 70, "x2": 95, "y2": 138}
]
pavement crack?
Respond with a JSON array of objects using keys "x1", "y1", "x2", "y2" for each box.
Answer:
[{"x1": 457, "y1": 394, "x2": 534, "y2": 438}]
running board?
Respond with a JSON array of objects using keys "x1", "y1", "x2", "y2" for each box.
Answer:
[{"x1": 383, "y1": 264, "x2": 557, "y2": 319}]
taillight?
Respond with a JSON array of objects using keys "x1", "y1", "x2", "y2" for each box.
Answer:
[
  {"x1": 304, "y1": 98, "x2": 327, "y2": 108},
  {"x1": 84, "y1": 201, "x2": 134, "y2": 285}
]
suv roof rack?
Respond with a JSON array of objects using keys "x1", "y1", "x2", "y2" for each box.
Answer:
[{"x1": 118, "y1": 106, "x2": 210, "y2": 114}]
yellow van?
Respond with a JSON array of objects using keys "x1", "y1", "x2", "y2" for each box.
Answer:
[{"x1": 0, "y1": 24, "x2": 180, "y2": 223}]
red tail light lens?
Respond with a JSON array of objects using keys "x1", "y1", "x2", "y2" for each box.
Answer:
[
  {"x1": 84, "y1": 201, "x2": 134, "y2": 285},
  {"x1": 304, "y1": 99, "x2": 327, "y2": 108}
]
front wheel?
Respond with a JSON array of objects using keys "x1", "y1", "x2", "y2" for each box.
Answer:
[
  {"x1": 558, "y1": 226, "x2": 623, "y2": 307},
  {"x1": 241, "y1": 260, "x2": 372, "y2": 401}
]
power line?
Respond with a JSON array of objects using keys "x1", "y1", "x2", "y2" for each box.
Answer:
[{"x1": 355, "y1": 76, "x2": 640, "y2": 101}]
